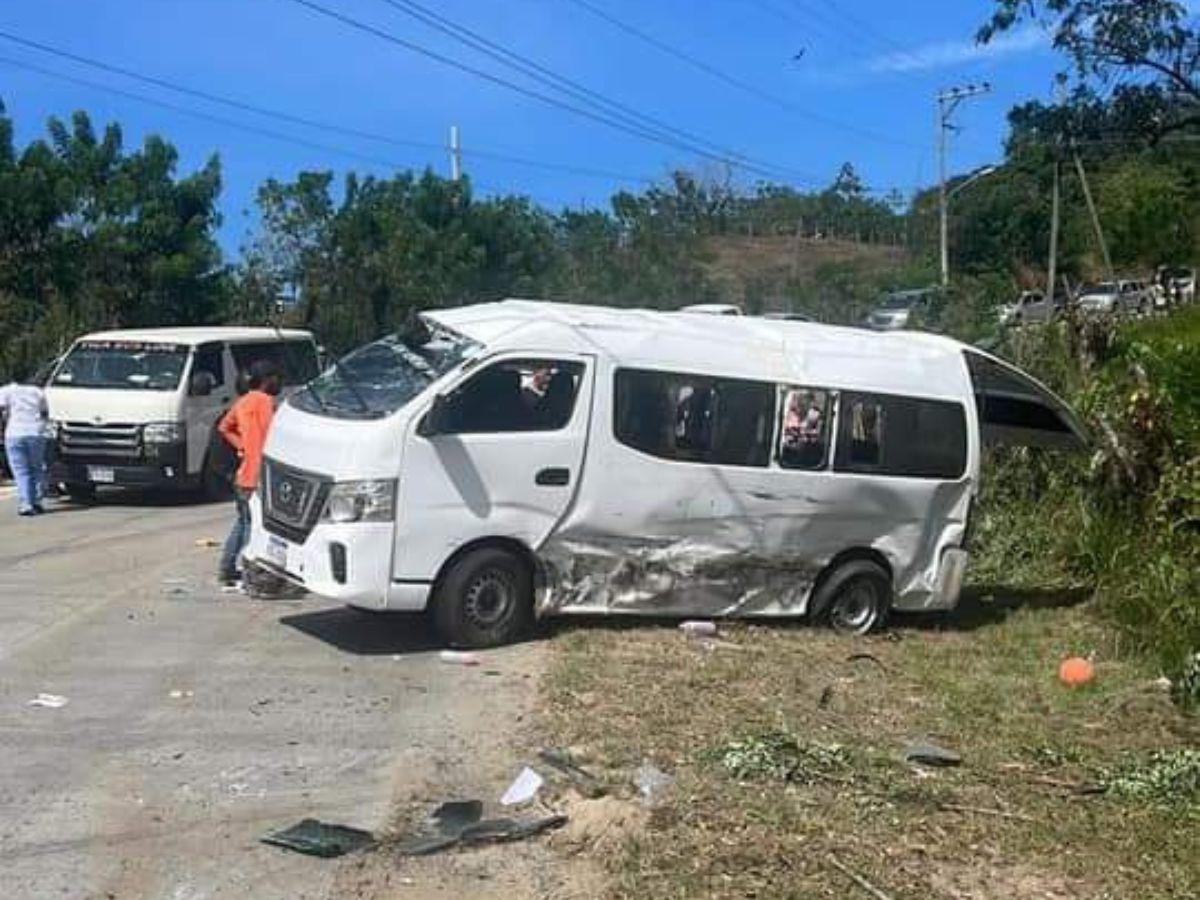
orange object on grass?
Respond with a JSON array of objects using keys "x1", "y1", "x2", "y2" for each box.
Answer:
[{"x1": 1059, "y1": 656, "x2": 1095, "y2": 687}]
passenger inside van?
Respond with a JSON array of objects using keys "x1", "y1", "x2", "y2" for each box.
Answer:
[
  {"x1": 443, "y1": 359, "x2": 581, "y2": 433},
  {"x1": 780, "y1": 389, "x2": 830, "y2": 469}
]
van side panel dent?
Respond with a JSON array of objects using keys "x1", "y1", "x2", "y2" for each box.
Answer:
[{"x1": 536, "y1": 477, "x2": 972, "y2": 617}]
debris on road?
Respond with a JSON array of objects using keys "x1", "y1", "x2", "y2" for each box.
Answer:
[
  {"x1": 393, "y1": 800, "x2": 566, "y2": 857},
  {"x1": 430, "y1": 800, "x2": 484, "y2": 834},
  {"x1": 537, "y1": 747, "x2": 607, "y2": 798},
  {"x1": 194, "y1": 538, "x2": 220, "y2": 548},
  {"x1": 261, "y1": 818, "x2": 377, "y2": 857},
  {"x1": 1060, "y1": 656, "x2": 1096, "y2": 687},
  {"x1": 168, "y1": 689, "x2": 194, "y2": 699},
  {"x1": 439, "y1": 650, "x2": 481, "y2": 666},
  {"x1": 679, "y1": 620, "x2": 718, "y2": 637},
  {"x1": 903, "y1": 740, "x2": 962, "y2": 768},
  {"x1": 500, "y1": 766, "x2": 544, "y2": 806},
  {"x1": 634, "y1": 762, "x2": 674, "y2": 806},
  {"x1": 27, "y1": 693, "x2": 68, "y2": 709}
]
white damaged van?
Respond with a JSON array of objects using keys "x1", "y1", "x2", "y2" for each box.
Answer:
[{"x1": 244, "y1": 301, "x2": 1087, "y2": 647}]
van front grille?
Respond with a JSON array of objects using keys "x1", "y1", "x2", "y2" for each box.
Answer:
[
  {"x1": 262, "y1": 458, "x2": 331, "y2": 543},
  {"x1": 60, "y1": 422, "x2": 142, "y2": 460}
]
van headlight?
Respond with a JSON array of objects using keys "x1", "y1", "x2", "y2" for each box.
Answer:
[
  {"x1": 322, "y1": 479, "x2": 396, "y2": 523},
  {"x1": 143, "y1": 422, "x2": 184, "y2": 444}
]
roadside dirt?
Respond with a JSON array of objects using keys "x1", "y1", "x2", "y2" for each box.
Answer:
[{"x1": 327, "y1": 646, "x2": 605, "y2": 900}]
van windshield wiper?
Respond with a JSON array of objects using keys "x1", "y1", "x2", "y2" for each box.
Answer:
[
  {"x1": 329, "y1": 357, "x2": 373, "y2": 415},
  {"x1": 303, "y1": 379, "x2": 329, "y2": 413}
]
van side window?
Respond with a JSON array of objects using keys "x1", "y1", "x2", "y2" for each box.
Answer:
[
  {"x1": 442, "y1": 359, "x2": 583, "y2": 433},
  {"x1": 193, "y1": 342, "x2": 225, "y2": 387},
  {"x1": 230, "y1": 341, "x2": 319, "y2": 386},
  {"x1": 834, "y1": 392, "x2": 967, "y2": 479},
  {"x1": 779, "y1": 387, "x2": 832, "y2": 470},
  {"x1": 613, "y1": 369, "x2": 774, "y2": 467}
]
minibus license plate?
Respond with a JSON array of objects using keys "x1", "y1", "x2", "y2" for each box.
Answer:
[
  {"x1": 87, "y1": 466, "x2": 115, "y2": 484},
  {"x1": 266, "y1": 536, "x2": 288, "y2": 569}
]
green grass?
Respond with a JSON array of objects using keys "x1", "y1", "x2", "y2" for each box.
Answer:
[{"x1": 539, "y1": 601, "x2": 1200, "y2": 899}]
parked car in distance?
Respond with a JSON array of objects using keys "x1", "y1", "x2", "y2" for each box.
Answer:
[
  {"x1": 1157, "y1": 266, "x2": 1196, "y2": 305},
  {"x1": 1077, "y1": 280, "x2": 1151, "y2": 317},
  {"x1": 866, "y1": 289, "x2": 937, "y2": 331},
  {"x1": 998, "y1": 290, "x2": 1066, "y2": 327}
]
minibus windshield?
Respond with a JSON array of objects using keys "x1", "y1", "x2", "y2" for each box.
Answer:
[
  {"x1": 52, "y1": 341, "x2": 190, "y2": 391},
  {"x1": 290, "y1": 329, "x2": 475, "y2": 420}
]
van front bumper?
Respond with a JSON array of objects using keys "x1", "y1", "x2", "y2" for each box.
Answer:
[
  {"x1": 245, "y1": 496, "x2": 406, "y2": 609},
  {"x1": 52, "y1": 443, "x2": 190, "y2": 488}
]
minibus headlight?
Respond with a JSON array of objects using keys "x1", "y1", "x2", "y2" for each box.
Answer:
[
  {"x1": 322, "y1": 479, "x2": 396, "y2": 523},
  {"x1": 143, "y1": 422, "x2": 184, "y2": 444}
]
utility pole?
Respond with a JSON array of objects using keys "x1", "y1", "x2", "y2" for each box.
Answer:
[
  {"x1": 1073, "y1": 150, "x2": 1114, "y2": 282},
  {"x1": 1047, "y1": 157, "x2": 1060, "y2": 303},
  {"x1": 449, "y1": 124, "x2": 462, "y2": 183},
  {"x1": 937, "y1": 82, "x2": 992, "y2": 287}
]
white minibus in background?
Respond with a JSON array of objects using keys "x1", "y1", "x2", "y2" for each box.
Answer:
[
  {"x1": 244, "y1": 301, "x2": 1086, "y2": 648},
  {"x1": 46, "y1": 327, "x2": 319, "y2": 500}
]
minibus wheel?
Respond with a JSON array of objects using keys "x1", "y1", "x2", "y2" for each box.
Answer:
[
  {"x1": 812, "y1": 559, "x2": 890, "y2": 635},
  {"x1": 433, "y1": 547, "x2": 533, "y2": 648}
]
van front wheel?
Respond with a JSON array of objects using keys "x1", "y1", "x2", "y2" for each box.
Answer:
[
  {"x1": 433, "y1": 547, "x2": 533, "y2": 649},
  {"x1": 811, "y1": 559, "x2": 891, "y2": 635}
]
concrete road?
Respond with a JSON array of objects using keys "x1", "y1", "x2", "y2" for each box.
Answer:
[{"x1": 0, "y1": 491, "x2": 546, "y2": 899}]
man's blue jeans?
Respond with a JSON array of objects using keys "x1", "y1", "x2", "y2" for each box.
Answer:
[
  {"x1": 5, "y1": 435, "x2": 46, "y2": 513},
  {"x1": 219, "y1": 488, "x2": 252, "y2": 583}
]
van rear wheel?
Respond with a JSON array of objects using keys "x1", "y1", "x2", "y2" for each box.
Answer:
[
  {"x1": 433, "y1": 547, "x2": 533, "y2": 649},
  {"x1": 811, "y1": 559, "x2": 891, "y2": 635}
]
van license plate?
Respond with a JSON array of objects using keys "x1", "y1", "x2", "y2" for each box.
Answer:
[
  {"x1": 266, "y1": 536, "x2": 288, "y2": 569},
  {"x1": 87, "y1": 466, "x2": 115, "y2": 484}
]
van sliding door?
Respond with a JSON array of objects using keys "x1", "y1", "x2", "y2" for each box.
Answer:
[{"x1": 964, "y1": 351, "x2": 1088, "y2": 451}]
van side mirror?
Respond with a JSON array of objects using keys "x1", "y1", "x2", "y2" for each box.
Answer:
[
  {"x1": 189, "y1": 371, "x2": 216, "y2": 397},
  {"x1": 418, "y1": 394, "x2": 450, "y2": 438}
]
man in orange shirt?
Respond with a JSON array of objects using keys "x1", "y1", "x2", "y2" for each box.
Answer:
[{"x1": 217, "y1": 360, "x2": 282, "y2": 587}]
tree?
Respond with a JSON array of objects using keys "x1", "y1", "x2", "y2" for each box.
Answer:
[
  {"x1": 979, "y1": 1, "x2": 1199, "y2": 138},
  {"x1": 0, "y1": 106, "x2": 224, "y2": 379}
]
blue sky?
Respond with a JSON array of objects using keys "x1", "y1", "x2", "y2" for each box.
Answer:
[{"x1": 1, "y1": 1, "x2": 1062, "y2": 256}]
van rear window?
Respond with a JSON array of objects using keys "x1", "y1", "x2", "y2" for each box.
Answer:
[
  {"x1": 613, "y1": 368, "x2": 774, "y2": 468},
  {"x1": 834, "y1": 392, "x2": 967, "y2": 479}
]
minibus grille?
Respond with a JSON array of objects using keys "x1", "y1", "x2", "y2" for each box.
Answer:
[
  {"x1": 59, "y1": 422, "x2": 142, "y2": 460},
  {"x1": 262, "y1": 458, "x2": 330, "y2": 543}
]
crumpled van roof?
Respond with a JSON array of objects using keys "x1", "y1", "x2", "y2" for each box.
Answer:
[{"x1": 425, "y1": 299, "x2": 977, "y2": 403}]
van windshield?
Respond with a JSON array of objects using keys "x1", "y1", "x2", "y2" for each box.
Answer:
[
  {"x1": 52, "y1": 341, "x2": 190, "y2": 391},
  {"x1": 290, "y1": 326, "x2": 476, "y2": 420}
]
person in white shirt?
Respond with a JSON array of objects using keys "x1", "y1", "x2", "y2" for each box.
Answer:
[{"x1": 0, "y1": 366, "x2": 50, "y2": 516}]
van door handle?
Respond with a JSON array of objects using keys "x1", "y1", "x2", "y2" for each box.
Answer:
[{"x1": 535, "y1": 467, "x2": 570, "y2": 487}]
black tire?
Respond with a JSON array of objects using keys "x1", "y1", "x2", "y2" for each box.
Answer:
[
  {"x1": 432, "y1": 547, "x2": 533, "y2": 649},
  {"x1": 810, "y1": 558, "x2": 891, "y2": 635},
  {"x1": 63, "y1": 483, "x2": 97, "y2": 503}
]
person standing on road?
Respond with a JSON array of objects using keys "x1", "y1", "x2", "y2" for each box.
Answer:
[
  {"x1": 216, "y1": 360, "x2": 282, "y2": 587},
  {"x1": 0, "y1": 366, "x2": 50, "y2": 517}
]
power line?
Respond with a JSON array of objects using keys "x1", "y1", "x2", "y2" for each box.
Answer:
[
  {"x1": 0, "y1": 55, "x2": 422, "y2": 171},
  {"x1": 284, "y1": 0, "x2": 811, "y2": 184},
  {"x1": 818, "y1": 0, "x2": 928, "y2": 72},
  {"x1": 563, "y1": 0, "x2": 920, "y2": 149},
  {"x1": 376, "y1": 0, "x2": 774, "y2": 175},
  {"x1": 0, "y1": 31, "x2": 657, "y2": 185}
]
